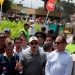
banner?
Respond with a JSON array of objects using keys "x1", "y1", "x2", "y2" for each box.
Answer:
[
  {"x1": 49, "y1": 24, "x2": 57, "y2": 33},
  {"x1": 58, "y1": 25, "x2": 65, "y2": 35}
]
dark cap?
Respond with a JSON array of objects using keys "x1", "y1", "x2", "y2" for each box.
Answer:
[
  {"x1": 4, "y1": 28, "x2": 10, "y2": 33},
  {"x1": 0, "y1": 32, "x2": 6, "y2": 37}
]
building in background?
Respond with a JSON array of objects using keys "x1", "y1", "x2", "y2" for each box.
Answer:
[{"x1": 7, "y1": 4, "x2": 62, "y2": 22}]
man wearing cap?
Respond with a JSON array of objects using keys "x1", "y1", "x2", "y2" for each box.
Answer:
[
  {"x1": 0, "y1": 32, "x2": 6, "y2": 54},
  {"x1": 4, "y1": 28, "x2": 11, "y2": 39},
  {"x1": 29, "y1": 20, "x2": 35, "y2": 37},
  {"x1": 15, "y1": 36, "x2": 47, "y2": 75},
  {"x1": 4, "y1": 28, "x2": 11, "y2": 42}
]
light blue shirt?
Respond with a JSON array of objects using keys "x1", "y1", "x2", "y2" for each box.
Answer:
[
  {"x1": 45, "y1": 50, "x2": 73, "y2": 75},
  {"x1": 45, "y1": 52, "x2": 50, "y2": 59}
]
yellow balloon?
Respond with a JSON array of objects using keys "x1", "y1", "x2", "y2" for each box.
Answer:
[
  {"x1": 0, "y1": 0, "x2": 1, "y2": 5},
  {"x1": 0, "y1": 0, "x2": 4, "y2": 6}
]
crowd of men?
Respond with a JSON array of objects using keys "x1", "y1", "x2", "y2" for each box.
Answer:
[{"x1": 0, "y1": 16, "x2": 75, "y2": 75}]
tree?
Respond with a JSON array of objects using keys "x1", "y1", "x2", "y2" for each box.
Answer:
[
  {"x1": 61, "y1": 1, "x2": 75, "y2": 22},
  {"x1": 37, "y1": 6, "x2": 44, "y2": 10},
  {"x1": 11, "y1": 3, "x2": 17, "y2": 9},
  {"x1": 56, "y1": 0, "x2": 75, "y2": 22},
  {"x1": 0, "y1": 0, "x2": 14, "y2": 13}
]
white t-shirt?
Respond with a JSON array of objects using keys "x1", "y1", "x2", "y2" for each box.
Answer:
[{"x1": 29, "y1": 24, "x2": 35, "y2": 35}]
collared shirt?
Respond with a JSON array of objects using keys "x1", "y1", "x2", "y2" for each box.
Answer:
[
  {"x1": 38, "y1": 46, "x2": 44, "y2": 51},
  {"x1": 22, "y1": 45, "x2": 30, "y2": 50},
  {"x1": 45, "y1": 50, "x2": 73, "y2": 75},
  {"x1": 20, "y1": 48, "x2": 47, "y2": 75},
  {"x1": 13, "y1": 46, "x2": 23, "y2": 57},
  {"x1": 13, "y1": 46, "x2": 30, "y2": 57},
  {"x1": 45, "y1": 52, "x2": 50, "y2": 59},
  {"x1": 0, "y1": 53, "x2": 19, "y2": 75}
]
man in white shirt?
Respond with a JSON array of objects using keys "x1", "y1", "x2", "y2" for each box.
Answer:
[
  {"x1": 45, "y1": 36, "x2": 73, "y2": 75},
  {"x1": 13, "y1": 37, "x2": 23, "y2": 57},
  {"x1": 29, "y1": 20, "x2": 35, "y2": 37}
]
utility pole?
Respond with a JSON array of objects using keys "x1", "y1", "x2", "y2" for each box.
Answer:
[{"x1": 31, "y1": 0, "x2": 32, "y2": 8}]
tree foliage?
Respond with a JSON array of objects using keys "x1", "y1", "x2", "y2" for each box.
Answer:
[
  {"x1": 37, "y1": 6, "x2": 44, "y2": 10},
  {"x1": 56, "y1": 0, "x2": 75, "y2": 22},
  {"x1": 0, "y1": 20, "x2": 41, "y2": 40},
  {"x1": 0, "y1": 0, "x2": 14, "y2": 13},
  {"x1": 11, "y1": 3, "x2": 17, "y2": 9},
  {"x1": 37, "y1": 0, "x2": 75, "y2": 22}
]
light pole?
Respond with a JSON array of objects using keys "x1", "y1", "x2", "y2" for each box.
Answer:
[{"x1": 31, "y1": 0, "x2": 32, "y2": 8}]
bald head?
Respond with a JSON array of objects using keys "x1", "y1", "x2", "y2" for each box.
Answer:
[
  {"x1": 56, "y1": 36, "x2": 66, "y2": 43},
  {"x1": 55, "y1": 36, "x2": 67, "y2": 52}
]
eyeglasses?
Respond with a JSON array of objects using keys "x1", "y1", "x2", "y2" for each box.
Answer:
[
  {"x1": 54, "y1": 41, "x2": 63, "y2": 44},
  {"x1": 30, "y1": 42, "x2": 38, "y2": 45}
]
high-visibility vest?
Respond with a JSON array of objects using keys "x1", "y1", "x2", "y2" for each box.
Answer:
[{"x1": 21, "y1": 29, "x2": 30, "y2": 39}]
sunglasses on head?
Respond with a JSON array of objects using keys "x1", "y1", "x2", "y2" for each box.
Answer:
[
  {"x1": 54, "y1": 41, "x2": 63, "y2": 44},
  {"x1": 30, "y1": 42, "x2": 38, "y2": 45}
]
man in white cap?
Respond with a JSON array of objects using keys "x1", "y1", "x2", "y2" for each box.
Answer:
[
  {"x1": 15, "y1": 36, "x2": 47, "y2": 75},
  {"x1": 29, "y1": 20, "x2": 35, "y2": 37}
]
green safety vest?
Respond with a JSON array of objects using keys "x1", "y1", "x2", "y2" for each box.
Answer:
[
  {"x1": 21, "y1": 29, "x2": 30, "y2": 39},
  {"x1": 66, "y1": 43, "x2": 75, "y2": 54}
]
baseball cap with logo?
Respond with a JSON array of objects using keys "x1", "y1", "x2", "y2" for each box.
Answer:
[{"x1": 29, "y1": 36, "x2": 38, "y2": 42}]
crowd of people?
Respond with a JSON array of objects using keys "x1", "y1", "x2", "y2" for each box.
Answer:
[
  {"x1": 4, "y1": 13, "x2": 63, "y2": 25},
  {"x1": 0, "y1": 16, "x2": 75, "y2": 75}
]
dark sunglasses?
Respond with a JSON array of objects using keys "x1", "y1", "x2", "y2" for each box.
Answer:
[
  {"x1": 54, "y1": 41, "x2": 63, "y2": 44},
  {"x1": 30, "y1": 42, "x2": 38, "y2": 45}
]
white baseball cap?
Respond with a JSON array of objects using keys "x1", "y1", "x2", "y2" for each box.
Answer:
[{"x1": 29, "y1": 36, "x2": 38, "y2": 42}]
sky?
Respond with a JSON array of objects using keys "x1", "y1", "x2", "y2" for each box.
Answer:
[
  {"x1": 14, "y1": 0, "x2": 44, "y2": 9},
  {"x1": 14, "y1": 0, "x2": 75, "y2": 9}
]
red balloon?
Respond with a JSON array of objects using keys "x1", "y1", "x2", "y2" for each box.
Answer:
[{"x1": 46, "y1": 0, "x2": 55, "y2": 11}]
